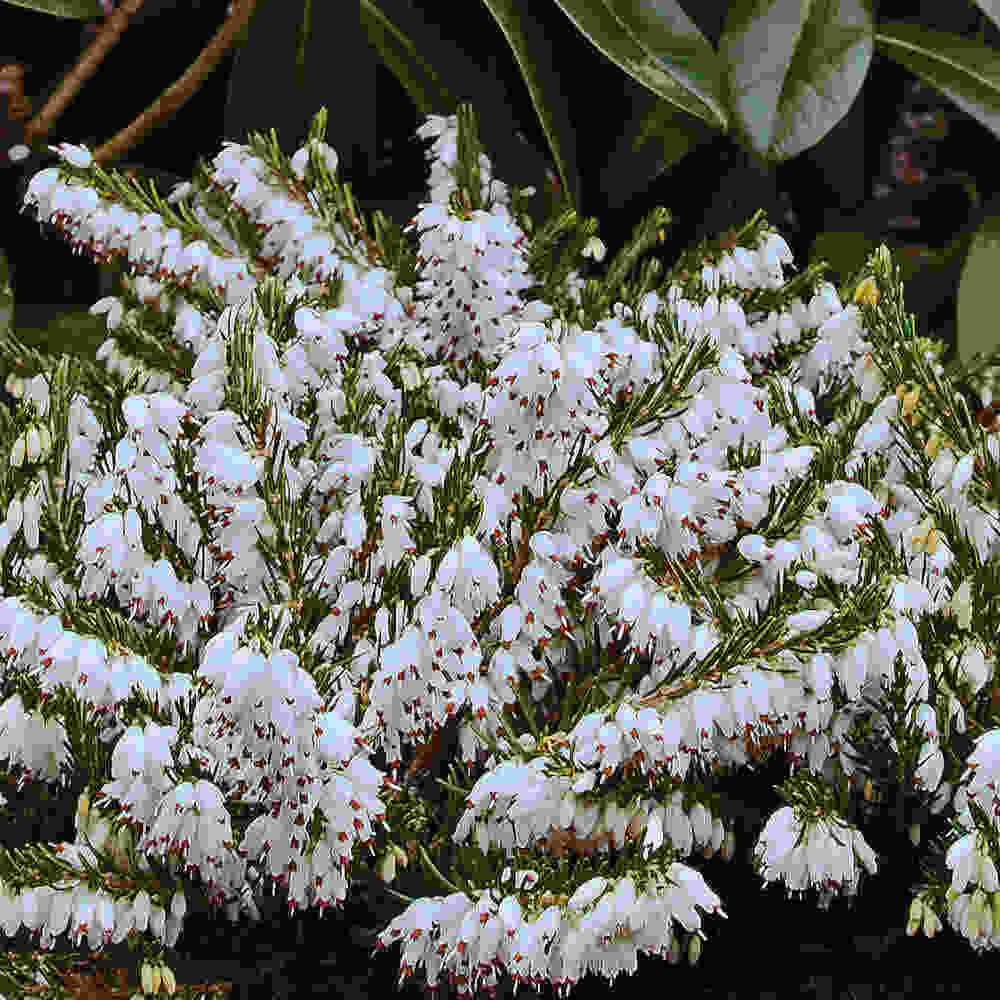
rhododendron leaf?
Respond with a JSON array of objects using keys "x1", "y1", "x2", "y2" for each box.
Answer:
[
  {"x1": 720, "y1": 0, "x2": 874, "y2": 164},
  {"x1": 362, "y1": 0, "x2": 573, "y2": 208},
  {"x1": 958, "y1": 207, "x2": 1000, "y2": 369},
  {"x1": 599, "y1": 83, "x2": 718, "y2": 213},
  {"x1": 550, "y1": 0, "x2": 727, "y2": 130},
  {"x1": 361, "y1": 0, "x2": 458, "y2": 118},
  {"x1": 974, "y1": 1, "x2": 1000, "y2": 34},
  {"x1": 876, "y1": 20, "x2": 1000, "y2": 142},
  {"x1": 226, "y1": 0, "x2": 375, "y2": 177},
  {"x1": 479, "y1": 0, "x2": 582, "y2": 219},
  {"x1": 0, "y1": 0, "x2": 102, "y2": 17}
]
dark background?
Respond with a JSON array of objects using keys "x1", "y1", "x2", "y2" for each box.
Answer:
[{"x1": 2, "y1": 1, "x2": 1000, "y2": 998}]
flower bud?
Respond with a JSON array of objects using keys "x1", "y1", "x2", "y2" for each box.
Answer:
[
  {"x1": 949, "y1": 579, "x2": 974, "y2": 631},
  {"x1": 400, "y1": 363, "x2": 423, "y2": 391},
  {"x1": 666, "y1": 930, "x2": 681, "y2": 965},
  {"x1": 6, "y1": 496, "x2": 21, "y2": 534},
  {"x1": 410, "y1": 552, "x2": 432, "y2": 599},
  {"x1": 378, "y1": 850, "x2": 397, "y2": 884},
  {"x1": 968, "y1": 891, "x2": 983, "y2": 940},
  {"x1": 710, "y1": 816, "x2": 724, "y2": 854},
  {"x1": 721, "y1": 828, "x2": 736, "y2": 862},
  {"x1": 923, "y1": 902, "x2": 941, "y2": 938},
  {"x1": 75, "y1": 789, "x2": 90, "y2": 833},
  {"x1": 853, "y1": 276, "x2": 879, "y2": 307},
  {"x1": 901, "y1": 386, "x2": 921, "y2": 419},
  {"x1": 115, "y1": 824, "x2": 133, "y2": 867},
  {"x1": 24, "y1": 425, "x2": 41, "y2": 463},
  {"x1": 10, "y1": 433, "x2": 25, "y2": 468},
  {"x1": 133, "y1": 890, "x2": 151, "y2": 933},
  {"x1": 873, "y1": 243, "x2": 892, "y2": 275},
  {"x1": 160, "y1": 965, "x2": 177, "y2": 996},
  {"x1": 909, "y1": 823, "x2": 921, "y2": 847},
  {"x1": 863, "y1": 776, "x2": 875, "y2": 802},
  {"x1": 906, "y1": 897, "x2": 924, "y2": 936},
  {"x1": 582, "y1": 237, "x2": 606, "y2": 263},
  {"x1": 686, "y1": 933, "x2": 702, "y2": 967}
]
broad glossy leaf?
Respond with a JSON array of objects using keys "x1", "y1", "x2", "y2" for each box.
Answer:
[
  {"x1": 876, "y1": 20, "x2": 1000, "y2": 142},
  {"x1": 958, "y1": 210, "x2": 1000, "y2": 368},
  {"x1": 362, "y1": 1, "x2": 576, "y2": 209},
  {"x1": 808, "y1": 230, "x2": 876, "y2": 285},
  {"x1": 598, "y1": 86, "x2": 717, "y2": 211},
  {"x1": 601, "y1": 0, "x2": 729, "y2": 130},
  {"x1": 224, "y1": 0, "x2": 375, "y2": 178},
  {"x1": 361, "y1": 0, "x2": 458, "y2": 116},
  {"x1": 973, "y1": 1, "x2": 1000, "y2": 34},
  {"x1": 550, "y1": 0, "x2": 729, "y2": 128},
  {"x1": 0, "y1": 0, "x2": 101, "y2": 17},
  {"x1": 720, "y1": 0, "x2": 874, "y2": 164},
  {"x1": 479, "y1": 0, "x2": 582, "y2": 223}
]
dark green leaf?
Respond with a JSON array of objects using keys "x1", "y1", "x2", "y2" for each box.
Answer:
[
  {"x1": 600, "y1": 0, "x2": 729, "y2": 129},
  {"x1": 0, "y1": 0, "x2": 102, "y2": 17},
  {"x1": 479, "y1": 0, "x2": 582, "y2": 220},
  {"x1": 720, "y1": 0, "x2": 874, "y2": 164},
  {"x1": 361, "y1": 0, "x2": 458, "y2": 116},
  {"x1": 807, "y1": 229, "x2": 877, "y2": 284},
  {"x1": 973, "y1": 1, "x2": 1000, "y2": 35},
  {"x1": 598, "y1": 85, "x2": 717, "y2": 212},
  {"x1": 361, "y1": 0, "x2": 573, "y2": 207},
  {"x1": 958, "y1": 205, "x2": 1000, "y2": 368},
  {"x1": 876, "y1": 20, "x2": 1000, "y2": 143},
  {"x1": 549, "y1": 0, "x2": 728, "y2": 128},
  {"x1": 224, "y1": 0, "x2": 376, "y2": 178}
]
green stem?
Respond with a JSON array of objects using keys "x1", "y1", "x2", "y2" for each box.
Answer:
[{"x1": 417, "y1": 842, "x2": 474, "y2": 900}]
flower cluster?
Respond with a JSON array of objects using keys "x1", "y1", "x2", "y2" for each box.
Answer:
[{"x1": 0, "y1": 99, "x2": 999, "y2": 1000}]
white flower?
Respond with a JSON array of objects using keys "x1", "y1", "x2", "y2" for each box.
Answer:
[
  {"x1": 9, "y1": 434, "x2": 25, "y2": 469},
  {"x1": 959, "y1": 642, "x2": 990, "y2": 696},
  {"x1": 290, "y1": 139, "x2": 339, "y2": 180},
  {"x1": 949, "y1": 579, "x2": 974, "y2": 630},
  {"x1": 13, "y1": 111, "x2": 1000, "y2": 1000},
  {"x1": 582, "y1": 237, "x2": 606, "y2": 262},
  {"x1": 48, "y1": 142, "x2": 93, "y2": 169}
]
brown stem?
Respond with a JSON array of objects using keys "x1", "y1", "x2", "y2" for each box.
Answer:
[
  {"x1": 93, "y1": 0, "x2": 258, "y2": 166},
  {"x1": 22, "y1": 0, "x2": 148, "y2": 147},
  {"x1": 1, "y1": 63, "x2": 32, "y2": 121}
]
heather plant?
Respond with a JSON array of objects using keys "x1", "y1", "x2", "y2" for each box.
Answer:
[{"x1": 0, "y1": 100, "x2": 999, "y2": 1000}]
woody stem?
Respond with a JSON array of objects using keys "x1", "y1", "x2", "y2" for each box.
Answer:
[
  {"x1": 93, "y1": 0, "x2": 258, "y2": 165},
  {"x1": 23, "y1": 0, "x2": 149, "y2": 148}
]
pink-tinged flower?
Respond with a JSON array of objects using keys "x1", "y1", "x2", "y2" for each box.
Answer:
[{"x1": 48, "y1": 142, "x2": 93, "y2": 169}]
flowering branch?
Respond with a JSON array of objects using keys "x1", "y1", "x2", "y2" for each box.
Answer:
[{"x1": 8, "y1": 98, "x2": 1000, "y2": 999}]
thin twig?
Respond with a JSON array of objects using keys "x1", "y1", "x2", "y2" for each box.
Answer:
[
  {"x1": 22, "y1": 0, "x2": 149, "y2": 148},
  {"x1": 93, "y1": 0, "x2": 259, "y2": 165}
]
